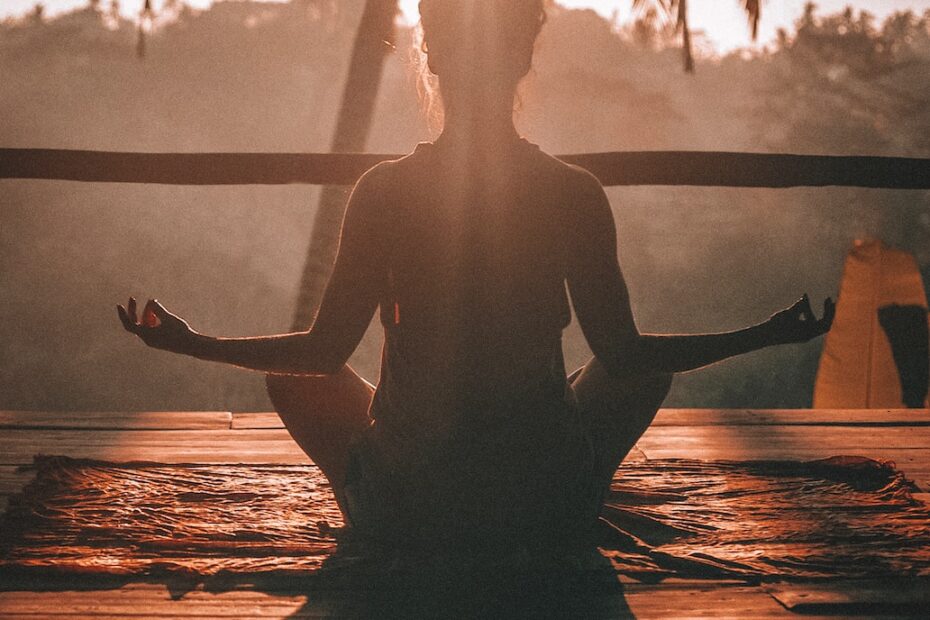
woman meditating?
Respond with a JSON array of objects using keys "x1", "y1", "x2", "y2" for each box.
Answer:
[{"x1": 118, "y1": 0, "x2": 833, "y2": 551}]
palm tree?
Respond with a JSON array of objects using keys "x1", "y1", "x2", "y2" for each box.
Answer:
[
  {"x1": 633, "y1": 0, "x2": 762, "y2": 73},
  {"x1": 291, "y1": 0, "x2": 398, "y2": 330}
]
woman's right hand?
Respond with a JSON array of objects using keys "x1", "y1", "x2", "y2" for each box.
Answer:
[
  {"x1": 764, "y1": 294, "x2": 836, "y2": 345},
  {"x1": 117, "y1": 297, "x2": 196, "y2": 355}
]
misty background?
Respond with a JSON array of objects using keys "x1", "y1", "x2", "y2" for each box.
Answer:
[{"x1": 2, "y1": 0, "x2": 929, "y2": 412}]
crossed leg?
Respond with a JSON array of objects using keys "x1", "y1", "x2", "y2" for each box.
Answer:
[
  {"x1": 568, "y1": 357, "x2": 673, "y2": 507},
  {"x1": 265, "y1": 358, "x2": 671, "y2": 523},
  {"x1": 265, "y1": 366, "x2": 373, "y2": 516}
]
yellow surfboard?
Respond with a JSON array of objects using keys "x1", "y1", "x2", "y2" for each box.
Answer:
[{"x1": 814, "y1": 239, "x2": 928, "y2": 408}]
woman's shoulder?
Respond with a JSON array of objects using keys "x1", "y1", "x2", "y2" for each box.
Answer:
[
  {"x1": 356, "y1": 143, "x2": 430, "y2": 188},
  {"x1": 528, "y1": 146, "x2": 605, "y2": 198},
  {"x1": 364, "y1": 139, "x2": 603, "y2": 198}
]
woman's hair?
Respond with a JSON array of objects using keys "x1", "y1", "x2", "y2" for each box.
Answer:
[{"x1": 415, "y1": 0, "x2": 548, "y2": 131}]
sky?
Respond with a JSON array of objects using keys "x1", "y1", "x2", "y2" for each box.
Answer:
[{"x1": 1, "y1": 0, "x2": 929, "y2": 52}]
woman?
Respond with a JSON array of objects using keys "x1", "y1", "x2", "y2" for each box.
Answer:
[{"x1": 118, "y1": 0, "x2": 833, "y2": 551}]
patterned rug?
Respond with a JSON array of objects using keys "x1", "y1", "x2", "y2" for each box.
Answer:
[{"x1": 2, "y1": 455, "x2": 929, "y2": 587}]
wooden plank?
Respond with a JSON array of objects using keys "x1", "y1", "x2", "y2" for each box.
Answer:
[
  {"x1": 653, "y1": 408, "x2": 930, "y2": 427},
  {"x1": 635, "y1": 425, "x2": 930, "y2": 490},
  {"x1": 0, "y1": 586, "x2": 307, "y2": 617},
  {"x1": 767, "y1": 580, "x2": 930, "y2": 614},
  {"x1": 637, "y1": 424, "x2": 930, "y2": 452},
  {"x1": 0, "y1": 411, "x2": 232, "y2": 431},
  {"x1": 0, "y1": 583, "x2": 826, "y2": 619},
  {"x1": 3, "y1": 425, "x2": 929, "y2": 479},
  {"x1": 624, "y1": 584, "x2": 821, "y2": 619},
  {"x1": 234, "y1": 409, "x2": 930, "y2": 430},
  {"x1": 232, "y1": 412, "x2": 284, "y2": 430},
  {"x1": 3, "y1": 148, "x2": 929, "y2": 189},
  {"x1": 0, "y1": 429, "x2": 309, "y2": 466}
]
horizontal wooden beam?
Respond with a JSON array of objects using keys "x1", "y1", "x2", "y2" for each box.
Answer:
[{"x1": 2, "y1": 148, "x2": 928, "y2": 189}]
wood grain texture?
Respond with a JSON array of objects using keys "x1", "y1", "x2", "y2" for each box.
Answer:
[
  {"x1": 0, "y1": 411, "x2": 232, "y2": 431},
  {"x1": 232, "y1": 409, "x2": 930, "y2": 430},
  {"x1": 0, "y1": 583, "x2": 834, "y2": 619},
  {"x1": 0, "y1": 429, "x2": 309, "y2": 466},
  {"x1": 767, "y1": 579, "x2": 930, "y2": 613},
  {"x1": 2, "y1": 411, "x2": 928, "y2": 617},
  {"x1": 232, "y1": 412, "x2": 285, "y2": 430},
  {"x1": 652, "y1": 408, "x2": 930, "y2": 427}
]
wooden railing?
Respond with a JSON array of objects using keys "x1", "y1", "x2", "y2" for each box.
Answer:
[{"x1": 2, "y1": 148, "x2": 929, "y2": 188}]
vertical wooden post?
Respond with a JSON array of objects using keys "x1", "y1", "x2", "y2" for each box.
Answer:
[{"x1": 291, "y1": 0, "x2": 398, "y2": 330}]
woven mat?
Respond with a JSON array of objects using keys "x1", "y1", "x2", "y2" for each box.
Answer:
[{"x1": 2, "y1": 455, "x2": 929, "y2": 586}]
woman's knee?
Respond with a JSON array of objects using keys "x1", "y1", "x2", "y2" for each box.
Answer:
[
  {"x1": 267, "y1": 367, "x2": 373, "y2": 414},
  {"x1": 639, "y1": 372, "x2": 673, "y2": 403}
]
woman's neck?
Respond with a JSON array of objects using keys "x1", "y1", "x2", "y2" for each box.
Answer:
[
  {"x1": 435, "y1": 87, "x2": 521, "y2": 151},
  {"x1": 436, "y1": 115, "x2": 521, "y2": 154}
]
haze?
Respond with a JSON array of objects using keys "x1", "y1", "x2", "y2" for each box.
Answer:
[
  {"x1": 1, "y1": 1, "x2": 928, "y2": 412},
  {"x1": 2, "y1": 0, "x2": 928, "y2": 51}
]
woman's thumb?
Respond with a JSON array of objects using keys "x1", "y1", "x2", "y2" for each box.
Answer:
[
  {"x1": 142, "y1": 299, "x2": 168, "y2": 327},
  {"x1": 150, "y1": 299, "x2": 170, "y2": 319}
]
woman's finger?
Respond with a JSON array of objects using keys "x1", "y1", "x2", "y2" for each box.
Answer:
[
  {"x1": 820, "y1": 298, "x2": 836, "y2": 333},
  {"x1": 787, "y1": 297, "x2": 805, "y2": 318},
  {"x1": 128, "y1": 297, "x2": 138, "y2": 325},
  {"x1": 116, "y1": 304, "x2": 136, "y2": 332},
  {"x1": 800, "y1": 293, "x2": 816, "y2": 323}
]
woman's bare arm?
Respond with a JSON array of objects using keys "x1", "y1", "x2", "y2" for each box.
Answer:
[
  {"x1": 564, "y1": 170, "x2": 834, "y2": 378},
  {"x1": 117, "y1": 164, "x2": 390, "y2": 375}
]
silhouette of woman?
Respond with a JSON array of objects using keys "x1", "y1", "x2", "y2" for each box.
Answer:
[{"x1": 118, "y1": 0, "x2": 834, "y2": 550}]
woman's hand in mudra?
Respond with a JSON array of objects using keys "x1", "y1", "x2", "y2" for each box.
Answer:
[
  {"x1": 764, "y1": 294, "x2": 836, "y2": 345},
  {"x1": 117, "y1": 297, "x2": 195, "y2": 354}
]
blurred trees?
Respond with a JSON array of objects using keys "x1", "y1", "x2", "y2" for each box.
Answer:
[
  {"x1": 632, "y1": 0, "x2": 762, "y2": 72},
  {"x1": 758, "y1": 5, "x2": 930, "y2": 289}
]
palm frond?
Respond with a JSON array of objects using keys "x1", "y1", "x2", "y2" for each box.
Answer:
[
  {"x1": 632, "y1": 0, "x2": 674, "y2": 20},
  {"x1": 741, "y1": 0, "x2": 761, "y2": 40}
]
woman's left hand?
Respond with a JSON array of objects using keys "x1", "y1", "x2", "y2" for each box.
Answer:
[
  {"x1": 117, "y1": 297, "x2": 196, "y2": 355},
  {"x1": 764, "y1": 294, "x2": 836, "y2": 345}
]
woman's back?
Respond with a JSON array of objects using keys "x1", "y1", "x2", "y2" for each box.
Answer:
[
  {"x1": 347, "y1": 138, "x2": 599, "y2": 545},
  {"x1": 369, "y1": 138, "x2": 583, "y2": 435}
]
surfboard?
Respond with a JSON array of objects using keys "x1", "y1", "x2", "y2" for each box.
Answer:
[{"x1": 814, "y1": 239, "x2": 928, "y2": 408}]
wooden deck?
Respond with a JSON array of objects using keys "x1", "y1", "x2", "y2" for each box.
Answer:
[{"x1": 1, "y1": 408, "x2": 928, "y2": 618}]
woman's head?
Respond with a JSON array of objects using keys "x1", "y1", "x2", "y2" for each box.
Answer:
[{"x1": 417, "y1": 0, "x2": 547, "y2": 126}]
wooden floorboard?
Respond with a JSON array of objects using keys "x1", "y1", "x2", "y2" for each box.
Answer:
[
  {"x1": 0, "y1": 411, "x2": 232, "y2": 431},
  {"x1": 767, "y1": 580, "x2": 930, "y2": 614},
  {"x1": 636, "y1": 425, "x2": 930, "y2": 490},
  {"x1": 0, "y1": 429, "x2": 309, "y2": 466},
  {"x1": 653, "y1": 408, "x2": 930, "y2": 427},
  {"x1": 232, "y1": 408, "x2": 930, "y2": 430},
  {"x1": 232, "y1": 412, "x2": 284, "y2": 430},
  {"x1": 3, "y1": 409, "x2": 929, "y2": 617},
  {"x1": 638, "y1": 424, "x2": 930, "y2": 450},
  {"x1": 4, "y1": 423, "x2": 930, "y2": 485},
  {"x1": 0, "y1": 583, "x2": 852, "y2": 619}
]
